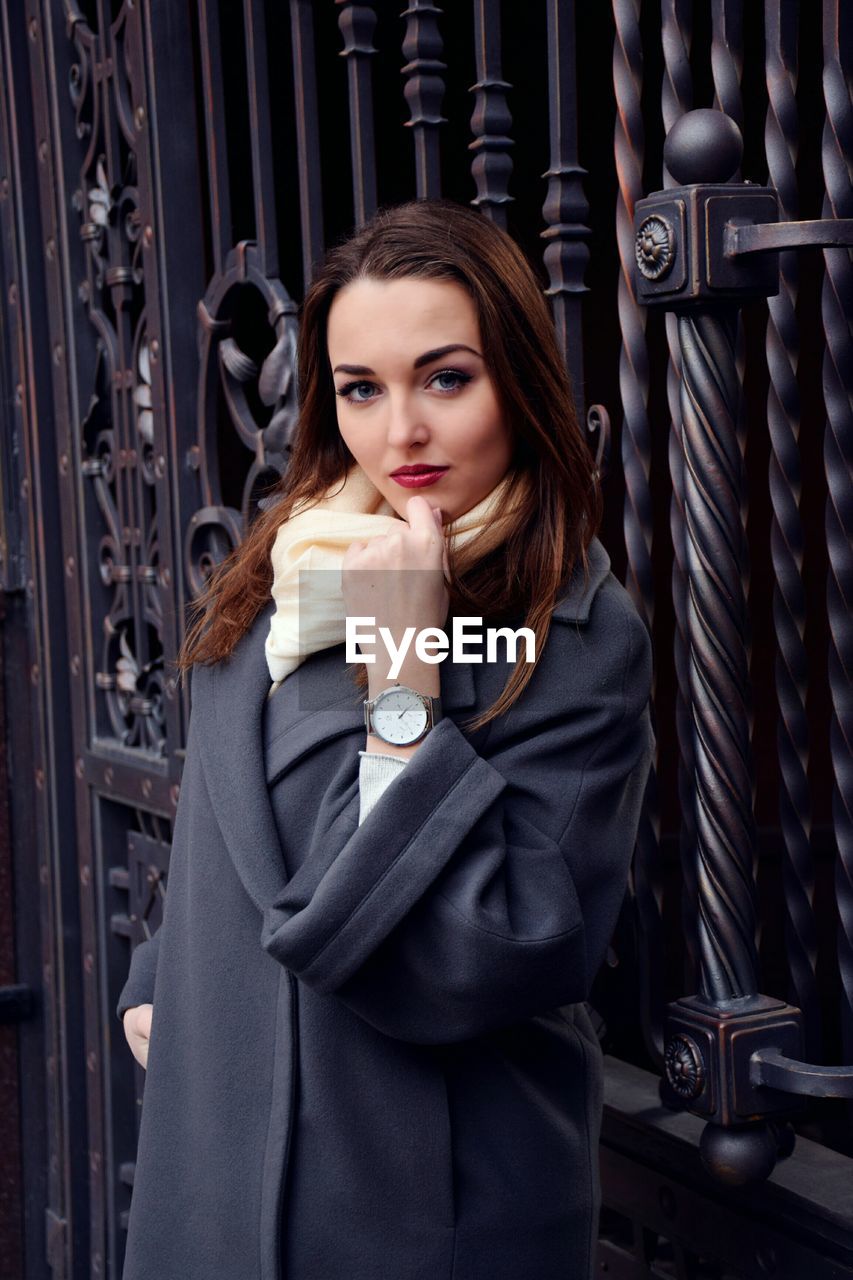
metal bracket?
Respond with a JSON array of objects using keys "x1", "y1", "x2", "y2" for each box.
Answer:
[
  {"x1": 750, "y1": 1049, "x2": 853, "y2": 1099},
  {"x1": 725, "y1": 217, "x2": 853, "y2": 256},
  {"x1": 661, "y1": 994, "x2": 807, "y2": 1122}
]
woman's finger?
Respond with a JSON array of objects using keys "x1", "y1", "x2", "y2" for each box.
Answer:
[{"x1": 405, "y1": 495, "x2": 443, "y2": 536}]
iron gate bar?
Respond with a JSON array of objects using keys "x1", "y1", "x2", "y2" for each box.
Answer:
[
  {"x1": 244, "y1": 0, "x2": 279, "y2": 280},
  {"x1": 820, "y1": 0, "x2": 853, "y2": 1073},
  {"x1": 711, "y1": 0, "x2": 750, "y2": 579},
  {"x1": 541, "y1": 0, "x2": 589, "y2": 424},
  {"x1": 401, "y1": 0, "x2": 445, "y2": 200},
  {"x1": 24, "y1": 2, "x2": 111, "y2": 1270},
  {"x1": 469, "y1": 0, "x2": 512, "y2": 228},
  {"x1": 765, "y1": 0, "x2": 820, "y2": 1064},
  {"x1": 289, "y1": 0, "x2": 324, "y2": 291},
  {"x1": 661, "y1": 0, "x2": 702, "y2": 1004},
  {"x1": 711, "y1": 0, "x2": 744, "y2": 134},
  {"x1": 612, "y1": 0, "x2": 665, "y2": 1071},
  {"x1": 197, "y1": 0, "x2": 233, "y2": 281},
  {"x1": 336, "y1": 0, "x2": 378, "y2": 227},
  {"x1": 677, "y1": 303, "x2": 760, "y2": 996}
]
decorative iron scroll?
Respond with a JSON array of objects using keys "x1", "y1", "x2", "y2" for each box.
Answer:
[
  {"x1": 67, "y1": 3, "x2": 169, "y2": 758},
  {"x1": 193, "y1": 242, "x2": 299, "y2": 574}
]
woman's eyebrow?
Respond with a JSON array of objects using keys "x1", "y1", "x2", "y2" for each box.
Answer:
[{"x1": 332, "y1": 344, "x2": 483, "y2": 376}]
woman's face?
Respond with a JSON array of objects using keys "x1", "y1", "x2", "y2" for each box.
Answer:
[{"x1": 327, "y1": 276, "x2": 514, "y2": 522}]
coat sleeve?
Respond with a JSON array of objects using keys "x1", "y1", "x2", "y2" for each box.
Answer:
[
  {"x1": 260, "y1": 591, "x2": 654, "y2": 1044},
  {"x1": 115, "y1": 930, "x2": 161, "y2": 1023}
]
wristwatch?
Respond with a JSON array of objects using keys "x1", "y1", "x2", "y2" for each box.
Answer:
[{"x1": 363, "y1": 684, "x2": 443, "y2": 746}]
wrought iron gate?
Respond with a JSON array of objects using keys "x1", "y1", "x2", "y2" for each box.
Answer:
[{"x1": 0, "y1": 2, "x2": 851, "y2": 1277}]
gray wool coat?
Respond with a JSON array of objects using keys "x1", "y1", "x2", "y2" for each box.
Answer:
[{"x1": 116, "y1": 534, "x2": 654, "y2": 1280}]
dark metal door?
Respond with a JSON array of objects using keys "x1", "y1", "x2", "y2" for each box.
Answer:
[{"x1": 0, "y1": 3, "x2": 850, "y2": 1277}]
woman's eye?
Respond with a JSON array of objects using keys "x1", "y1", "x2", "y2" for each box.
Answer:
[
  {"x1": 335, "y1": 380, "x2": 377, "y2": 403},
  {"x1": 430, "y1": 368, "x2": 472, "y2": 393}
]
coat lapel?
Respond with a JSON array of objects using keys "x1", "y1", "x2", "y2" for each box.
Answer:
[{"x1": 193, "y1": 534, "x2": 611, "y2": 917}]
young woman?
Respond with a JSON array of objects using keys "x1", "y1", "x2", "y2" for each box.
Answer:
[{"x1": 118, "y1": 198, "x2": 654, "y2": 1280}]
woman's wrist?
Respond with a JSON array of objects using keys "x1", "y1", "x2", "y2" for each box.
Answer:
[{"x1": 366, "y1": 653, "x2": 441, "y2": 701}]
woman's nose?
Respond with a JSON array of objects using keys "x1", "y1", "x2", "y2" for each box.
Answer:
[{"x1": 385, "y1": 397, "x2": 430, "y2": 448}]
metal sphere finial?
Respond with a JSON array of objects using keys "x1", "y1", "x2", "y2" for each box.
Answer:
[
  {"x1": 663, "y1": 109, "x2": 743, "y2": 185},
  {"x1": 699, "y1": 1121, "x2": 778, "y2": 1186}
]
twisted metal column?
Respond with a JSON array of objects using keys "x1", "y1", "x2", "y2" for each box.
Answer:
[
  {"x1": 678, "y1": 308, "x2": 760, "y2": 1001},
  {"x1": 711, "y1": 0, "x2": 750, "y2": 595},
  {"x1": 613, "y1": 0, "x2": 663, "y2": 1067},
  {"x1": 821, "y1": 0, "x2": 853, "y2": 1064},
  {"x1": 765, "y1": 0, "x2": 819, "y2": 1054},
  {"x1": 661, "y1": 0, "x2": 700, "y2": 993},
  {"x1": 635, "y1": 95, "x2": 853, "y2": 1191}
]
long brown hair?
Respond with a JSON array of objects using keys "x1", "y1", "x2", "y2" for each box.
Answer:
[{"x1": 176, "y1": 198, "x2": 602, "y2": 732}]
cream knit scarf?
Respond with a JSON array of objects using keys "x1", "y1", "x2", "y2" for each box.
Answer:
[{"x1": 265, "y1": 462, "x2": 525, "y2": 692}]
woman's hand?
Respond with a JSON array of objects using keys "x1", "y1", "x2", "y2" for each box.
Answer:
[
  {"x1": 123, "y1": 1003, "x2": 153, "y2": 1070},
  {"x1": 342, "y1": 496, "x2": 449, "y2": 695}
]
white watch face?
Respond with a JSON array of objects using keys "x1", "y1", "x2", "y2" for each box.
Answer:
[{"x1": 372, "y1": 688, "x2": 429, "y2": 745}]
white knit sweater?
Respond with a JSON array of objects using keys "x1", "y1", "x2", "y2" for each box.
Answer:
[{"x1": 357, "y1": 750, "x2": 409, "y2": 825}]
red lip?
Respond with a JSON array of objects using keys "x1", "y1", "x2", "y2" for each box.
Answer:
[
  {"x1": 390, "y1": 465, "x2": 450, "y2": 476},
  {"x1": 391, "y1": 470, "x2": 448, "y2": 488}
]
